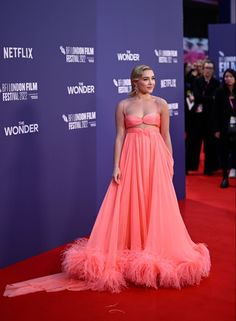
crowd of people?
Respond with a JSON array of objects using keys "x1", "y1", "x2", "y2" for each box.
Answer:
[{"x1": 184, "y1": 59, "x2": 236, "y2": 188}]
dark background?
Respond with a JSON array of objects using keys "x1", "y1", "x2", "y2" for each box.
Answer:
[{"x1": 184, "y1": 0, "x2": 232, "y2": 37}]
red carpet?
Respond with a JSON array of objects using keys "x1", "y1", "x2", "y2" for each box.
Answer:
[{"x1": 0, "y1": 172, "x2": 235, "y2": 321}]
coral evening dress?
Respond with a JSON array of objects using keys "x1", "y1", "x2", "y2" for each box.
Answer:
[{"x1": 4, "y1": 113, "x2": 210, "y2": 297}]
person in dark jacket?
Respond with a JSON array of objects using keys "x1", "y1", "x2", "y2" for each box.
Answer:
[
  {"x1": 214, "y1": 69, "x2": 236, "y2": 188},
  {"x1": 187, "y1": 60, "x2": 220, "y2": 174}
]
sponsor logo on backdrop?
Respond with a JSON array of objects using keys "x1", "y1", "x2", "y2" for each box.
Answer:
[
  {"x1": 160, "y1": 79, "x2": 177, "y2": 88},
  {"x1": 4, "y1": 121, "x2": 39, "y2": 137},
  {"x1": 117, "y1": 50, "x2": 140, "y2": 61},
  {"x1": 113, "y1": 78, "x2": 131, "y2": 94},
  {"x1": 154, "y1": 49, "x2": 178, "y2": 63},
  {"x1": 0, "y1": 82, "x2": 39, "y2": 102},
  {"x1": 60, "y1": 46, "x2": 95, "y2": 63},
  {"x1": 67, "y1": 82, "x2": 95, "y2": 95},
  {"x1": 2, "y1": 47, "x2": 33, "y2": 59},
  {"x1": 62, "y1": 111, "x2": 96, "y2": 130},
  {"x1": 168, "y1": 103, "x2": 179, "y2": 117},
  {"x1": 218, "y1": 51, "x2": 236, "y2": 79}
]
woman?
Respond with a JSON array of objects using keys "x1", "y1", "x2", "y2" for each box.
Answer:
[
  {"x1": 4, "y1": 65, "x2": 210, "y2": 296},
  {"x1": 214, "y1": 69, "x2": 236, "y2": 188}
]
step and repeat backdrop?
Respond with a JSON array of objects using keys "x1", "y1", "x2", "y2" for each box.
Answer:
[
  {"x1": 96, "y1": 0, "x2": 185, "y2": 208},
  {"x1": 208, "y1": 24, "x2": 236, "y2": 80},
  {"x1": 0, "y1": 0, "x2": 185, "y2": 268}
]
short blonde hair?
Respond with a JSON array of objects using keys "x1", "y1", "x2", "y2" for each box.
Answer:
[{"x1": 129, "y1": 64, "x2": 152, "y2": 97}]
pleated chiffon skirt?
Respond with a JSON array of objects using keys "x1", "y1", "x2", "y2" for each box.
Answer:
[{"x1": 62, "y1": 127, "x2": 210, "y2": 292}]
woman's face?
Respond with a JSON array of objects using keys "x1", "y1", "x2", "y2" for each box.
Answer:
[
  {"x1": 136, "y1": 69, "x2": 155, "y2": 94},
  {"x1": 224, "y1": 72, "x2": 235, "y2": 87}
]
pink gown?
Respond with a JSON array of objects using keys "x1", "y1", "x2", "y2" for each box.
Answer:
[{"x1": 4, "y1": 113, "x2": 210, "y2": 297}]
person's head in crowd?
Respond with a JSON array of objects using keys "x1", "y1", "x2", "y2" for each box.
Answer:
[
  {"x1": 195, "y1": 59, "x2": 204, "y2": 76},
  {"x1": 189, "y1": 62, "x2": 198, "y2": 77},
  {"x1": 190, "y1": 60, "x2": 204, "y2": 77},
  {"x1": 222, "y1": 68, "x2": 236, "y2": 94},
  {"x1": 202, "y1": 60, "x2": 215, "y2": 81},
  {"x1": 184, "y1": 62, "x2": 193, "y2": 76}
]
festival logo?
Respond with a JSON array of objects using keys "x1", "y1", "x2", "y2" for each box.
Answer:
[
  {"x1": 113, "y1": 78, "x2": 131, "y2": 94},
  {"x1": 60, "y1": 46, "x2": 95, "y2": 63},
  {"x1": 160, "y1": 79, "x2": 177, "y2": 88},
  {"x1": 168, "y1": 103, "x2": 179, "y2": 117},
  {"x1": 3, "y1": 121, "x2": 39, "y2": 137},
  {"x1": 62, "y1": 111, "x2": 96, "y2": 130},
  {"x1": 154, "y1": 49, "x2": 178, "y2": 63},
  {"x1": 2, "y1": 47, "x2": 33, "y2": 59},
  {"x1": 67, "y1": 82, "x2": 95, "y2": 95},
  {"x1": 218, "y1": 51, "x2": 236, "y2": 79},
  {"x1": 117, "y1": 50, "x2": 140, "y2": 62},
  {"x1": 0, "y1": 82, "x2": 39, "y2": 102}
]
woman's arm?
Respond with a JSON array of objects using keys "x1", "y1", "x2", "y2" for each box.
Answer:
[
  {"x1": 112, "y1": 101, "x2": 126, "y2": 184},
  {"x1": 160, "y1": 99, "x2": 173, "y2": 155}
]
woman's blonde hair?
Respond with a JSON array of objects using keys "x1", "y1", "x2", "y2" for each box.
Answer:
[{"x1": 129, "y1": 64, "x2": 152, "y2": 97}]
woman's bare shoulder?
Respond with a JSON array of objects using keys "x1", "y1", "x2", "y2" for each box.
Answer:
[
  {"x1": 153, "y1": 95, "x2": 167, "y2": 105},
  {"x1": 116, "y1": 97, "x2": 133, "y2": 112},
  {"x1": 152, "y1": 96, "x2": 168, "y2": 112}
]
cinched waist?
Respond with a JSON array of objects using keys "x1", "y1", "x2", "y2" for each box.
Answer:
[{"x1": 126, "y1": 126, "x2": 160, "y2": 133}]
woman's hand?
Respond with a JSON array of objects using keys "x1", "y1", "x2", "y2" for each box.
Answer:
[{"x1": 112, "y1": 167, "x2": 121, "y2": 184}]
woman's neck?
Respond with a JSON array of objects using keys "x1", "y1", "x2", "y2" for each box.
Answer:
[
  {"x1": 135, "y1": 93, "x2": 152, "y2": 100},
  {"x1": 227, "y1": 85, "x2": 234, "y2": 96}
]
